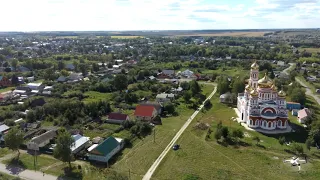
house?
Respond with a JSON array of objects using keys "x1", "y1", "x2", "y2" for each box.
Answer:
[
  {"x1": 87, "y1": 136, "x2": 124, "y2": 163},
  {"x1": 57, "y1": 76, "x2": 67, "y2": 82},
  {"x1": 297, "y1": 108, "x2": 311, "y2": 124},
  {"x1": 171, "y1": 87, "x2": 183, "y2": 94},
  {"x1": 286, "y1": 102, "x2": 301, "y2": 110},
  {"x1": 161, "y1": 70, "x2": 175, "y2": 77},
  {"x1": 113, "y1": 65, "x2": 120, "y2": 69},
  {"x1": 156, "y1": 93, "x2": 175, "y2": 103},
  {"x1": 17, "y1": 77, "x2": 24, "y2": 84},
  {"x1": 149, "y1": 76, "x2": 156, "y2": 80},
  {"x1": 292, "y1": 109, "x2": 298, "y2": 116},
  {"x1": 0, "y1": 76, "x2": 12, "y2": 87},
  {"x1": 27, "y1": 130, "x2": 57, "y2": 151},
  {"x1": 26, "y1": 76, "x2": 35, "y2": 82},
  {"x1": 13, "y1": 86, "x2": 32, "y2": 95},
  {"x1": 66, "y1": 64, "x2": 75, "y2": 71},
  {"x1": 156, "y1": 93, "x2": 170, "y2": 103},
  {"x1": 68, "y1": 73, "x2": 83, "y2": 82},
  {"x1": 27, "y1": 83, "x2": 44, "y2": 90},
  {"x1": 71, "y1": 134, "x2": 90, "y2": 154},
  {"x1": 181, "y1": 69, "x2": 194, "y2": 77},
  {"x1": 134, "y1": 105, "x2": 158, "y2": 121},
  {"x1": 0, "y1": 124, "x2": 10, "y2": 134},
  {"x1": 277, "y1": 61, "x2": 285, "y2": 66},
  {"x1": 42, "y1": 86, "x2": 53, "y2": 95},
  {"x1": 0, "y1": 124, "x2": 10, "y2": 142},
  {"x1": 106, "y1": 113, "x2": 129, "y2": 124},
  {"x1": 219, "y1": 92, "x2": 233, "y2": 103},
  {"x1": 140, "y1": 102, "x2": 162, "y2": 114}
]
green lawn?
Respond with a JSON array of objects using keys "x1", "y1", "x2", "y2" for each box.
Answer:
[
  {"x1": 0, "y1": 87, "x2": 14, "y2": 93},
  {"x1": 296, "y1": 76, "x2": 318, "y2": 94},
  {"x1": 0, "y1": 148, "x2": 12, "y2": 158},
  {"x1": 83, "y1": 91, "x2": 113, "y2": 103},
  {"x1": 0, "y1": 173, "x2": 20, "y2": 180},
  {"x1": 3, "y1": 154, "x2": 59, "y2": 171},
  {"x1": 152, "y1": 95, "x2": 320, "y2": 180},
  {"x1": 110, "y1": 84, "x2": 215, "y2": 179}
]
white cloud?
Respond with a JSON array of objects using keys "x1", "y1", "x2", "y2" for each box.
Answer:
[{"x1": 0, "y1": 0, "x2": 319, "y2": 31}]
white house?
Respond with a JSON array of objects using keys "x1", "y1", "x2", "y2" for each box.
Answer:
[
  {"x1": 181, "y1": 69, "x2": 194, "y2": 77},
  {"x1": 71, "y1": 134, "x2": 90, "y2": 154},
  {"x1": 27, "y1": 83, "x2": 44, "y2": 90},
  {"x1": 87, "y1": 136, "x2": 124, "y2": 163},
  {"x1": 297, "y1": 108, "x2": 310, "y2": 124},
  {"x1": 26, "y1": 76, "x2": 35, "y2": 82}
]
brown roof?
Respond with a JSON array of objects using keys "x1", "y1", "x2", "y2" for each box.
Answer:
[
  {"x1": 139, "y1": 102, "x2": 162, "y2": 111},
  {"x1": 134, "y1": 105, "x2": 155, "y2": 117},
  {"x1": 108, "y1": 113, "x2": 128, "y2": 121}
]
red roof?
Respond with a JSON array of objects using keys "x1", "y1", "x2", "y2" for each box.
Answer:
[
  {"x1": 108, "y1": 113, "x2": 128, "y2": 121},
  {"x1": 134, "y1": 105, "x2": 155, "y2": 117}
]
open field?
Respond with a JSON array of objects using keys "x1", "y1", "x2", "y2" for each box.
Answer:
[
  {"x1": 110, "y1": 84, "x2": 215, "y2": 179},
  {"x1": 299, "y1": 48, "x2": 320, "y2": 53},
  {"x1": 111, "y1": 35, "x2": 142, "y2": 39},
  {"x1": 175, "y1": 31, "x2": 267, "y2": 37},
  {"x1": 152, "y1": 95, "x2": 320, "y2": 180}
]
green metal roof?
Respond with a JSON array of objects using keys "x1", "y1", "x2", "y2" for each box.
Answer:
[{"x1": 94, "y1": 136, "x2": 119, "y2": 156}]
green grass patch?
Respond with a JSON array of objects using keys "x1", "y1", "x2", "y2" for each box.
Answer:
[
  {"x1": 296, "y1": 76, "x2": 317, "y2": 94},
  {"x1": 83, "y1": 91, "x2": 113, "y2": 103},
  {"x1": 0, "y1": 87, "x2": 15, "y2": 93},
  {"x1": 0, "y1": 148, "x2": 12, "y2": 158},
  {"x1": 0, "y1": 172, "x2": 20, "y2": 180}
]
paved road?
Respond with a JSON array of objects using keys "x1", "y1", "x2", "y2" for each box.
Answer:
[
  {"x1": 142, "y1": 85, "x2": 217, "y2": 180},
  {"x1": 295, "y1": 77, "x2": 320, "y2": 105},
  {"x1": 0, "y1": 163, "x2": 59, "y2": 180},
  {"x1": 282, "y1": 63, "x2": 320, "y2": 105}
]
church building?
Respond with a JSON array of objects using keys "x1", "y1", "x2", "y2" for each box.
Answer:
[{"x1": 237, "y1": 61, "x2": 288, "y2": 130}]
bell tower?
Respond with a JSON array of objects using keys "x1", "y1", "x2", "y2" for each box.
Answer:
[{"x1": 249, "y1": 61, "x2": 259, "y2": 89}]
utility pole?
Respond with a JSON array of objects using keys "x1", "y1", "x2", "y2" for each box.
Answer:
[{"x1": 128, "y1": 168, "x2": 131, "y2": 180}]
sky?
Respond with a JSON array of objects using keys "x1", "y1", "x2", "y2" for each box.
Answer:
[{"x1": 1, "y1": 0, "x2": 320, "y2": 31}]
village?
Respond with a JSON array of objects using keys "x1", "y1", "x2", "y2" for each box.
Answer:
[{"x1": 0, "y1": 31, "x2": 320, "y2": 180}]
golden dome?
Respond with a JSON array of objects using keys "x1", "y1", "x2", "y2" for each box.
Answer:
[
  {"x1": 250, "y1": 89, "x2": 258, "y2": 96},
  {"x1": 258, "y1": 73, "x2": 273, "y2": 88},
  {"x1": 271, "y1": 84, "x2": 277, "y2": 91},
  {"x1": 245, "y1": 84, "x2": 251, "y2": 91},
  {"x1": 251, "y1": 61, "x2": 259, "y2": 70},
  {"x1": 278, "y1": 90, "x2": 286, "y2": 97}
]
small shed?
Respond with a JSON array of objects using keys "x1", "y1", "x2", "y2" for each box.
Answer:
[{"x1": 286, "y1": 102, "x2": 301, "y2": 110}]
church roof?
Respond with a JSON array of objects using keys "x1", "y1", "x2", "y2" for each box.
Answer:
[
  {"x1": 278, "y1": 90, "x2": 286, "y2": 97},
  {"x1": 250, "y1": 89, "x2": 258, "y2": 96},
  {"x1": 251, "y1": 61, "x2": 259, "y2": 70},
  {"x1": 258, "y1": 73, "x2": 273, "y2": 88}
]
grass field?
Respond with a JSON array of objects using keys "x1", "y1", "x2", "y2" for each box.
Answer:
[
  {"x1": 175, "y1": 32, "x2": 267, "y2": 37},
  {"x1": 299, "y1": 48, "x2": 320, "y2": 53},
  {"x1": 83, "y1": 91, "x2": 113, "y2": 103},
  {"x1": 111, "y1": 36, "x2": 142, "y2": 39},
  {"x1": 0, "y1": 148, "x2": 12, "y2": 158},
  {"x1": 152, "y1": 95, "x2": 320, "y2": 180},
  {"x1": 110, "y1": 84, "x2": 215, "y2": 179}
]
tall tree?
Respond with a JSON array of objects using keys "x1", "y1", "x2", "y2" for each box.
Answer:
[
  {"x1": 11, "y1": 59, "x2": 18, "y2": 71},
  {"x1": 53, "y1": 129, "x2": 75, "y2": 169},
  {"x1": 114, "y1": 74, "x2": 128, "y2": 91},
  {"x1": 232, "y1": 78, "x2": 245, "y2": 94},
  {"x1": 4, "y1": 128, "x2": 24, "y2": 160},
  {"x1": 190, "y1": 80, "x2": 201, "y2": 95}
]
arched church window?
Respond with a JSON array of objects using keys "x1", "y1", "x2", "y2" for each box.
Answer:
[
  {"x1": 277, "y1": 120, "x2": 281, "y2": 127},
  {"x1": 263, "y1": 121, "x2": 267, "y2": 127},
  {"x1": 268, "y1": 122, "x2": 271, "y2": 127}
]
